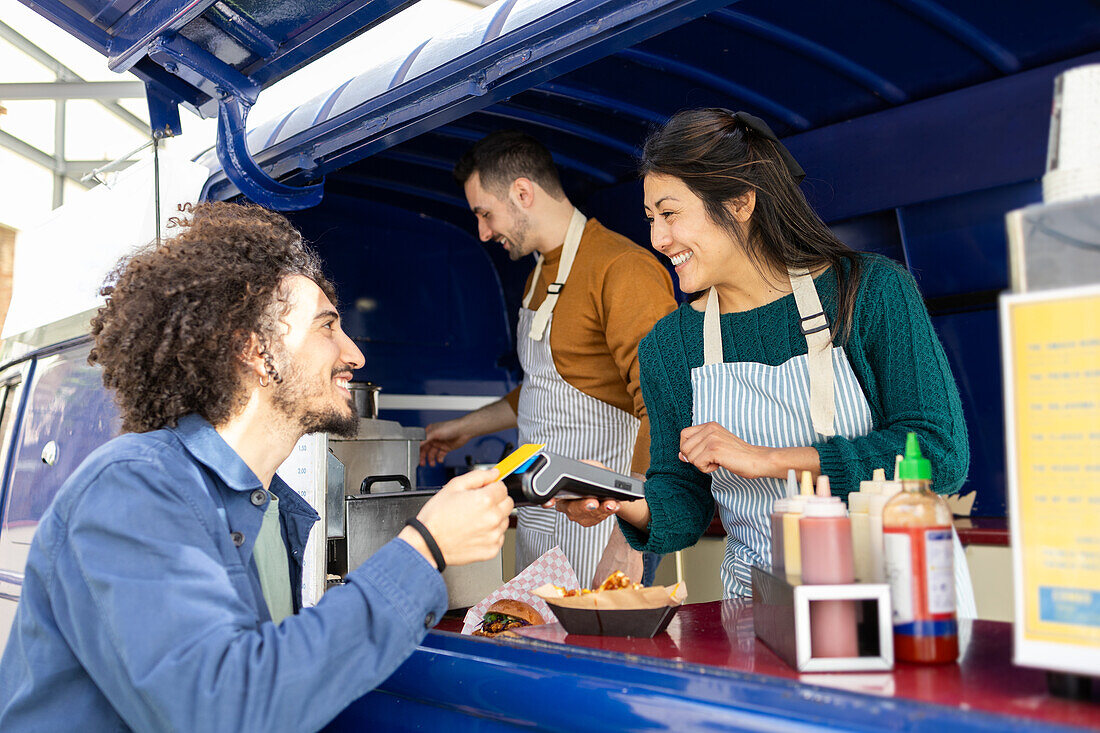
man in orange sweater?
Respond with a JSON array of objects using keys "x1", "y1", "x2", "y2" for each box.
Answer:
[{"x1": 419, "y1": 131, "x2": 676, "y2": 587}]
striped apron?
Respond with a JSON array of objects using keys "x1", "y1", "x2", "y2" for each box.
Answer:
[
  {"x1": 514, "y1": 209, "x2": 640, "y2": 588},
  {"x1": 693, "y1": 270, "x2": 976, "y2": 616}
]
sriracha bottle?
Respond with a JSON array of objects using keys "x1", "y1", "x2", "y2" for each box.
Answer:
[{"x1": 882, "y1": 433, "x2": 958, "y2": 664}]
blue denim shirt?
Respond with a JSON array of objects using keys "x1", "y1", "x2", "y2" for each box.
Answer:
[{"x1": 0, "y1": 414, "x2": 447, "y2": 732}]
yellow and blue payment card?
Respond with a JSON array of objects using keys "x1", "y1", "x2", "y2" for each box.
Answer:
[{"x1": 493, "y1": 443, "x2": 544, "y2": 479}]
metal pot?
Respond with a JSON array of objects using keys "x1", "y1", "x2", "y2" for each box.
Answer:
[{"x1": 349, "y1": 382, "x2": 381, "y2": 419}]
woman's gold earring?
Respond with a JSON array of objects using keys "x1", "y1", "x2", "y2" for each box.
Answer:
[{"x1": 259, "y1": 374, "x2": 270, "y2": 388}]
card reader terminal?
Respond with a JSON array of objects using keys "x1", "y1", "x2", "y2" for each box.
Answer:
[{"x1": 502, "y1": 450, "x2": 645, "y2": 506}]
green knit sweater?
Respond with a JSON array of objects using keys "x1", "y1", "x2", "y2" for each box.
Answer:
[{"x1": 621, "y1": 252, "x2": 969, "y2": 555}]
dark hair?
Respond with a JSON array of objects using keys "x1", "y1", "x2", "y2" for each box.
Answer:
[
  {"x1": 453, "y1": 130, "x2": 565, "y2": 200},
  {"x1": 89, "y1": 202, "x2": 337, "y2": 433},
  {"x1": 641, "y1": 108, "x2": 862, "y2": 343}
]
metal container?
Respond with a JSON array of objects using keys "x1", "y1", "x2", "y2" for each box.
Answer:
[
  {"x1": 344, "y1": 482, "x2": 502, "y2": 609},
  {"x1": 349, "y1": 382, "x2": 381, "y2": 419},
  {"x1": 326, "y1": 416, "x2": 423, "y2": 539},
  {"x1": 329, "y1": 417, "x2": 423, "y2": 497}
]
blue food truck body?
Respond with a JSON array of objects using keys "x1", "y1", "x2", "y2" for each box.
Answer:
[{"x1": 2, "y1": 0, "x2": 1100, "y2": 728}]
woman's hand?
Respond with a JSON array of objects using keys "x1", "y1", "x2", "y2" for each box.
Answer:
[
  {"x1": 546, "y1": 496, "x2": 622, "y2": 527},
  {"x1": 544, "y1": 458, "x2": 619, "y2": 526},
  {"x1": 544, "y1": 459, "x2": 651, "y2": 531},
  {"x1": 678, "y1": 422, "x2": 776, "y2": 479}
]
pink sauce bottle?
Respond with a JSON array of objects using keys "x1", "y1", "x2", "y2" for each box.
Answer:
[{"x1": 800, "y1": 476, "x2": 858, "y2": 658}]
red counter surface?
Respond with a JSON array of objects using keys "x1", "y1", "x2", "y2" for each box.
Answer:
[{"x1": 446, "y1": 600, "x2": 1099, "y2": 730}]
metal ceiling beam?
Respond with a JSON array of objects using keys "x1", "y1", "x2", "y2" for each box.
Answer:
[
  {"x1": 0, "y1": 129, "x2": 95, "y2": 189},
  {"x1": 0, "y1": 81, "x2": 147, "y2": 100},
  {"x1": 329, "y1": 172, "x2": 469, "y2": 209},
  {"x1": 0, "y1": 128, "x2": 56, "y2": 172},
  {"x1": 106, "y1": 0, "x2": 219, "y2": 72},
  {"x1": 707, "y1": 9, "x2": 908, "y2": 104},
  {"x1": 403, "y1": 125, "x2": 619, "y2": 185},
  {"x1": 202, "y1": 2, "x2": 279, "y2": 59},
  {"x1": 53, "y1": 96, "x2": 65, "y2": 207},
  {"x1": 617, "y1": 47, "x2": 811, "y2": 131},
  {"x1": 886, "y1": 0, "x2": 1019, "y2": 73},
  {"x1": 67, "y1": 159, "x2": 139, "y2": 177},
  {"x1": 528, "y1": 81, "x2": 668, "y2": 125},
  {"x1": 476, "y1": 106, "x2": 637, "y2": 157},
  {"x1": 0, "y1": 20, "x2": 149, "y2": 135},
  {"x1": 374, "y1": 149, "x2": 455, "y2": 172}
]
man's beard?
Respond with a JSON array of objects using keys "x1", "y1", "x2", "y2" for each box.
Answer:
[
  {"x1": 505, "y1": 201, "x2": 532, "y2": 262},
  {"x1": 270, "y1": 360, "x2": 360, "y2": 439}
]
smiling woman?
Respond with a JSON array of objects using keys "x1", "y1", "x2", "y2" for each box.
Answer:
[
  {"x1": 641, "y1": 108, "x2": 862, "y2": 341},
  {"x1": 555, "y1": 108, "x2": 971, "y2": 606}
]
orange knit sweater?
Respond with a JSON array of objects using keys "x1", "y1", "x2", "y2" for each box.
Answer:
[{"x1": 505, "y1": 218, "x2": 676, "y2": 473}]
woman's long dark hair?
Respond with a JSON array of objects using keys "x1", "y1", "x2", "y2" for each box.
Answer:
[{"x1": 640, "y1": 108, "x2": 862, "y2": 343}]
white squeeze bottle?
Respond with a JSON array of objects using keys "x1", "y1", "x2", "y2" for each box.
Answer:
[
  {"x1": 867, "y1": 456, "x2": 903, "y2": 582},
  {"x1": 848, "y1": 468, "x2": 883, "y2": 582}
]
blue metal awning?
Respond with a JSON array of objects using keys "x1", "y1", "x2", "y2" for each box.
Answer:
[
  {"x1": 189, "y1": 0, "x2": 1100, "y2": 214},
  {"x1": 25, "y1": 0, "x2": 1100, "y2": 213},
  {"x1": 198, "y1": 0, "x2": 738, "y2": 207}
]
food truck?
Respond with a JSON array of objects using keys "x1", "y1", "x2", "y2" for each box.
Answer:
[{"x1": 1, "y1": 0, "x2": 1099, "y2": 729}]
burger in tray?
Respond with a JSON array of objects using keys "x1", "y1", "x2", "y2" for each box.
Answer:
[{"x1": 471, "y1": 599, "x2": 545, "y2": 638}]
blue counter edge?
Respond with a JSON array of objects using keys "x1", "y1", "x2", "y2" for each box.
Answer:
[{"x1": 325, "y1": 630, "x2": 1073, "y2": 732}]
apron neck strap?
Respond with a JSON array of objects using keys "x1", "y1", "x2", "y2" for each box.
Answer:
[
  {"x1": 702, "y1": 287, "x2": 723, "y2": 365},
  {"x1": 700, "y1": 268, "x2": 837, "y2": 437},
  {"x1": 525, "y1": 208, "x2": 587, "y2": 340}
]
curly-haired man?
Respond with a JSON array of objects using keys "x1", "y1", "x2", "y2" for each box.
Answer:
[{"x1": 0, "y1": 203, "x2": 512, "y2": 732}]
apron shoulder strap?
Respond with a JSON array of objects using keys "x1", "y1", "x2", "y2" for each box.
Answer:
[
  {"x1": 788, "y1": 267, "x2": 836, "y2": 438},
  {"x1": 701, "y1": 271, "x2": 837, "y2": 438},
  {"x1": 527, "y1": 208, "x2": 587, "y2": 341}
]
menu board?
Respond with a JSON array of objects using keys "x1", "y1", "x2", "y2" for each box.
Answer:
[
  {"x1": 1001, "y1": 285, "x2": 1100, "y2": 676},
  {"x1": 276, "y1": 433, "x2": 328, "y2": 608}
]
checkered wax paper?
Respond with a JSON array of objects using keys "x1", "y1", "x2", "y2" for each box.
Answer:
[{"x1": 461, "y1": 546, "x2": 579, "y2": 634}]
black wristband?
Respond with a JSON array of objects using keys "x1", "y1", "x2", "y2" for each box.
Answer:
[{"x1": 404, "y1": 518, "x2": 446, "y2": 573}]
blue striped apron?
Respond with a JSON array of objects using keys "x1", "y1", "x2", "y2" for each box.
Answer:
[
  {"x1": 692, "y1": 270, "x2": 975, "y2": 616},
  {"x1": 514, "y1": 210, "x2": 640, "y2": 588}
]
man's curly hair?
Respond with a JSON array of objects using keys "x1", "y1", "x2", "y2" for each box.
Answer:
[{"x1": 89, "y1": 202, "x2": 337, "y2": 433}]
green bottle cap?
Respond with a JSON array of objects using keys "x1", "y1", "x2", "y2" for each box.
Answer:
[{"x1": 898, "y1": 432, "x2": 932, "y2": 480}]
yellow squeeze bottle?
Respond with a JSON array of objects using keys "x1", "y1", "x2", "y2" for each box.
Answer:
[
  {"x1": 769, "y1": 470, "x2": 799, "y2": 575},
  {"x1": 783, "y1": 471, "x2": 815, "y2": 578}
]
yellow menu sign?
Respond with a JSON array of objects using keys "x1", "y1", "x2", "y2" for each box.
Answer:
[{"x1": 1002, "y1": 285, "x2": 1100, "y2": 674}]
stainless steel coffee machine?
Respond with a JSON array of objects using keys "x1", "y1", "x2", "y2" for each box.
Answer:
[{"x1": 325, "y1": 395, "x2": 502, "y2": 609}]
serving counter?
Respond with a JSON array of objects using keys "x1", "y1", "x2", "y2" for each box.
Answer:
[{"x1": 325, "y1": 600, "x2": 1099, "y2": 731}]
